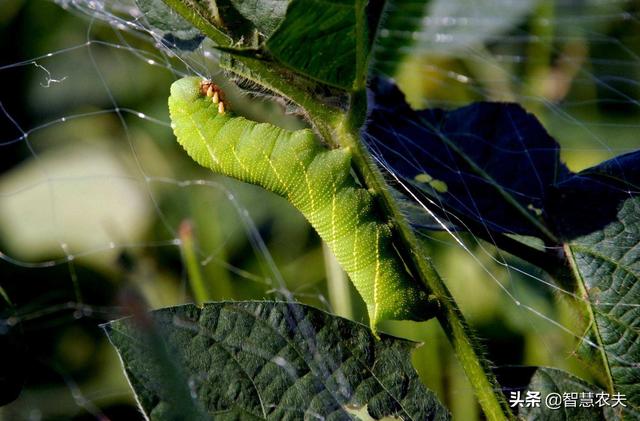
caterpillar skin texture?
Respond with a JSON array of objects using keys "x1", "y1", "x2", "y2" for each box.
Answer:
[{"x1": 169, "y1": 77, "x2": 431, "y2": 327}]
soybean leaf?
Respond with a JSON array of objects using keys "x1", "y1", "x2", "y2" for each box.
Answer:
[
  {"x1": 364, "y1": 77, "x2": 569, "y2": 239},
  {"x1": 156, "y1": 0, "x2": 376, "y2": 90},
  {"x1": 154, "y1": 0, "x2": 256, "y2": 45},
  {"x1": 136, "y1": 0, "x2": 204, "y2": 51},
  {"x1": 266, "y1": 0, "x2": 373, "y2": 89},
  {"x1": 551, "y1": 155, "x2": 640, "y2": 406},
  {"x1": 228, "y1": 0, "x2": 289, "y2": 36},
  {"x1": 104, "y1": 302, "x2": 450, "y2": 420},
  {"x1": 520, "y1": 368, "x2": 634, "y2": 420},
  {"x1": 547, "y1": 150, "x2": 640, "y2": 238},
  {"x1": 156, "y1": 0, "x2": 246, "y2": 47},
  {"x1": 364, "y1": 77, "x2": 639, "y2": 238},
  {"x1": 567, "y1": 195, "x2": 640, "y2": 410},
  {"x1": 105, "y1": 299, "x2": 209, "y2": 421}
]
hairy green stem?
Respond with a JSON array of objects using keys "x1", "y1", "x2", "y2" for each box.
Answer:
[
  {"x1": 218, "y1": 55, "x2": 342, "y2": 146},
  {"x1": 353, "y1": 0, "x2": 368, "y2": 91},
  {"x1": 324, "y1": 108, "x2": 513, "y2": 421},
  {"x1": 162, "y1": 0, "x2": 342, "y2": 146}
]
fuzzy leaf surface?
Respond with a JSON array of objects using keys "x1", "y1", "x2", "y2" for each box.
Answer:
[
  {"x1": 521, "y1": 368, "x2": 634, "y2": 420},
  {"x1": 136, "y1": 0, "x2": 204, "y2": 51},
  {"x1": 266, "y1": 0, "x2": 371, "y2": 89},
  {"x1": 105, "y1": 302, "x2": 450, "y2": 420},
  {"x1": 568, "y1": 196, "x2": 640, "y2": 410}
]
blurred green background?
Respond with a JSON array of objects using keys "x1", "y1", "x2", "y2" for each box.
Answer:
[{"x1": 0, "y1": 0, "x2": 638, "y2": 419}]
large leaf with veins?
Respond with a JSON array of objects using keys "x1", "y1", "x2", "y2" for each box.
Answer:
[
  {"x1": 568, "y1": 197, "x2": 640, "y2": 409},
  {"x1": 105, "y1": 302, "x2": 450, "y2": 420},
  {"x1": 521, "y1": 368, "x2": 634, "y2": 420}
]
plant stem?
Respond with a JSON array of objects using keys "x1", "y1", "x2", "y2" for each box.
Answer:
[
  {"x1": 328, "y1": 112, "x2": 513, "y2": 421},
  {"x1": 179, "y1": 220, "x2": 210, "y2": 305},
  {"x1": 162, "y1": 0, "x2": 342, "y2": 145}
]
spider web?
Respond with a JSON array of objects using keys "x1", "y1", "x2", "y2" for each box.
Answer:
[
  {"x1": 367, "y1": 0, "x2": 640, "y2": 415},
  {"x1": 0, "y1": 0, "x2": 638, "y2": 419}
]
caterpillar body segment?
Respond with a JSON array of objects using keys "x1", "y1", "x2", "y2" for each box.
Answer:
[{"x1": 169, "y1": 77, "x2": 432, "y2": 328}]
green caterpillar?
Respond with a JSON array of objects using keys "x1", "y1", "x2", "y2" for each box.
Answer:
[{"x1": 168, "y1": 77, "x2": 431, "y2": 328}]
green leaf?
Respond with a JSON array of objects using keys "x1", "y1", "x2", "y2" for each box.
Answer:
[
  {"x1": 144, "y1": 0, "x2": 351, "y2": 122},
  {"x1": 568, "y1": 196, "x2": 640, "y2": 410},
  {"x1": 228, "y1": 0, "x2": 289, "y2": 36},
  {"x1": 266, "y1": 0, "x2": 370, "y2": 90},
  {"x1": 159, "y1": 0, "x2": 233, "y2": 47},
  {"x1": 105, "y1": 302, "x2": 450, "y2": 420},
  {"x1": 364, "y1": 77, "x2": 567, "y2": 241},
  {"x1": 520, "y1": 368, "x2": 634, "y2": 420},
  {"x1": 157, "y1": 0, "x2": 369, "y2": 89},
  {"x1": 200, "y1": 0, "x2": 258, "y2": 44},
  {"x1": 136, "y1": 0, "x2": 204, "y2": 51}
]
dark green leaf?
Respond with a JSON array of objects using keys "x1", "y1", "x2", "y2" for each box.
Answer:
[
  {"x1": 520, "y1": 368, "x2": 634, "y2": 420},
  {"x1": 105, "y1": 302, "x2": 450, "y2": 420},
  {"x1": 156, "y1": 0, "x2": 241, "y2": 48},
  {"x1": 547, "y1": 150, "x2": 640, "y2": 238},
  {"x1": 364, "y1": 78, "x2": 640, "y2": 408},
  {"x1": 266, "y1": 0, "x2": 370, "y2": 89},
  {"x1": 136, "y1": 0, "x2": 204, "y2": 51},
  {"x1": 569, "y1": 196, "x2": 640, "y2": 410},
  {"x1": 364, "y1": 78, "x2": 639, "y2": 239},
  {"x1": 364, "y1": 77, "x2": 569, "y2": 239},
  {"x1": 200, "y1": 0, "x2": 258, "y2": 44},
  {"x1": 228, "y1": 0, "x2": 289, "y2": 36}
]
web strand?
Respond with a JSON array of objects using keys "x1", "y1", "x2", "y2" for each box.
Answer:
[{"x1": 1, "y1": 0, "x2": 638, "y2": 418}]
